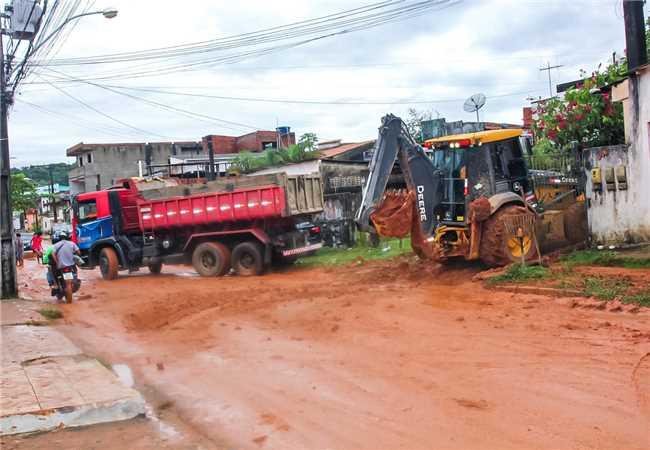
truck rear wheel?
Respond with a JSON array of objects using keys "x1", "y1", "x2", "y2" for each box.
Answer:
[
  {"x1": 480, "y1": 205, "x2": 538, "y2": 267},
  {"x1": 232, "y1": 241, "x2": 264, "y2": 276},
  {"x1": 192, "y1": 242, "x2": 231, "y2": 277},
  {"x1": 99, "y1": 247, "x2": 119, "y2": 280}
]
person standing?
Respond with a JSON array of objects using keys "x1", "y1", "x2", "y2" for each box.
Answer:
[
  {"x1": 51, "y1": 231, "x2": 80, "y2": 303},
  {"x1": 14, "y1": 232, "x2": 24, "y2": 268},
  {"x1": 30, "y1": 231, "x2": 43, "y2": 264}
]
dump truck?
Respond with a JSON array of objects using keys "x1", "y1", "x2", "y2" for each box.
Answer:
[
  {"x1": 72, "y1": 174, "x2": 324, "y2": 280},
  {"x1": 356, "y1": 114, "x2": 587, "y2": 266}
]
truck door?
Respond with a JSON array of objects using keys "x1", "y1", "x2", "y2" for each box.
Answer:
[{"x1": 75, "y1": 193, "x2": 113, "y2": 251}]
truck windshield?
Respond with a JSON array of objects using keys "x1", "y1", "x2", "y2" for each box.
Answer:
[{"x1": 77, "y1": 200, "x2": 98, "y2": 223}]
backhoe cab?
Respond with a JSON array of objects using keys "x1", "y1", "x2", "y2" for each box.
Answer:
[{"x1": 356, "y1": 114, "x2": 539, "y2": 266}]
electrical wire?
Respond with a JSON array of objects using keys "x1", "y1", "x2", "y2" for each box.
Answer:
[
  {"x1": 34, "y1": 73, "x2": 174, "y2": 139},
  {"x1": 15, "y1": 98, "x2": 155, "y2": 139},
  {"x1": 39, "y1": 68, "x2": 262, "y2": 132}
]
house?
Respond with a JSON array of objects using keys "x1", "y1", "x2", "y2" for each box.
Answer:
[
  {"x1": 583, "y1": 63, "x2": 650, "y2": 245},
  {"x1": 202, "y1": 129, "x2": 296, "y2": 154},
  {"x1": 27, "y1": 184, "x2": 71, "y2": 233},
  {"x1": 582, "y1": 5, "x2": 648, "y2": 245},
  {"x1": 67, "y1": 141, "x2": 204, "y2": 194}
]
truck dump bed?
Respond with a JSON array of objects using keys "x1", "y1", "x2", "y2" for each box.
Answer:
[{"x1": 136, "y1": 173, "x2": 323, "y2": 231}]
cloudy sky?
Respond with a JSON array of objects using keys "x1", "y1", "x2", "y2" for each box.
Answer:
[{"x1": 7, "y1": 0, "x2": 648, "y2": 167}]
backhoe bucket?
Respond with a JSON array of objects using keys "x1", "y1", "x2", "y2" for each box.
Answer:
[{"x1": 370, "y1": 190, "x2": 414, "y2": 238}]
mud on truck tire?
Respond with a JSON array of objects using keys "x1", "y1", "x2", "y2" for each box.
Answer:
[{"x1": 192, "y1": 242, "x2": 231, "y2": 277}]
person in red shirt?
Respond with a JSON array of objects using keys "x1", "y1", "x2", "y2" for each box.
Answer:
[{"x1": 30, "y1": 231, "x2": 43, "y2": 264}]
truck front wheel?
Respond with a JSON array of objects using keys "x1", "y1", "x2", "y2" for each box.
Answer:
[
  {"x1": 232, "y1": 241, "x2": 264, "y2": 276},
  {"x1": 192, "y1": 242, "x2": 231, "y2": 277},
  {"x1": 99, "y1": 247, "x2": 119, "y2": 280}
]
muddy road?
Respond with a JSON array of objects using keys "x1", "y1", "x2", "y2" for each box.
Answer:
[{"x1": 21, "y1": 257, "x2": 650, "y2": 449}]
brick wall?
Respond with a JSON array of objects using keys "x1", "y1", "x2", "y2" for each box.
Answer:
[
  {"x1": 204, "y1": 131, "x2": 297, "y2": 154},
  {"x1": 203, "y1": 135, "x2": 237, "y2": 154}
]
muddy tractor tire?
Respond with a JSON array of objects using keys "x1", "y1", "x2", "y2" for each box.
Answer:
[
  {"x1": 192, "y1": 242, "x2": 231, "y2": 277},
  {"x1": 479, "y1": 205, "x2": 538, "y2": 267},
  {"x1": 99, "y1": 247, "x2": 119, "y2": 280},
  {"x1": 563, "y1": 202, "x2": 589, "y2": 244},
  {"x1": 232, "y1": 241, "x2": 264, "y2": 276},
  {"x1": 148, "y1": 261, "x2": 163, "y2": 275}
]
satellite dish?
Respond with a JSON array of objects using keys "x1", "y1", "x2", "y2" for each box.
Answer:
[{"x1": 463, "y1": 93, "x2": 486, "y2": 122}]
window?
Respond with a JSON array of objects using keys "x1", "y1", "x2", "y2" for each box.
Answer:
[
  {"x1": 77, "y1": 200, "x2": 98, "y2": 223},
  {"x1": 87, "y1": 153, "x2": 92, "y2": 163},
  {"x1": 78, "y1": 156, "x2": 83, "y2": 167}
]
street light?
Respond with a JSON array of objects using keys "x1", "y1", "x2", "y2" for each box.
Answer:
[
  {"x1": 0, "y1": 7, "x2": 118, "y2": 299},
  {"x1": 28, "y1": 8, "x2": 118, "y2": 57}
]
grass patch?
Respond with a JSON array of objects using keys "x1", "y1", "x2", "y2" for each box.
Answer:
[
  {"x1": 562, "y1": 250, "x2": 650, "y2": 269},
  {"x1": 488, "y1": 264, "x2": 550, "y2": 285},
  {"x1": 622, "y1": 290, "x2": 650, "y2": 307},
  {"x1": 582, "y1": 277, "x2": 631, "y2": 301},
  {"x1": 38, "y1": 307, "x2": 63, "y2": 320},
  {"x1": 298, "y1": 237, "x2": 411, "y2": 267}
]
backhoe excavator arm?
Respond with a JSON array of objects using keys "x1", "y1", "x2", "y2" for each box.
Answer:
[{"x1": 355, "y1": 114, "x2": 442, "y2": 238}]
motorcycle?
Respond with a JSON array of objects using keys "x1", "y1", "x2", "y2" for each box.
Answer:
[{"x1": 51, "y1": 265, "x2": 81, "y2": 303}]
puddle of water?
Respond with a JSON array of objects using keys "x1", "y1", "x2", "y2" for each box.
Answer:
[{"x1": 111, "y1": 363, "x2": 182, "y2": 440}]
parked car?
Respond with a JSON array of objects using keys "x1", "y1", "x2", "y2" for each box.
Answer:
[
  {"x1": 20, "y1": 232, "x2": 33, "y2": 251},
  {"x1": 52, "y1": 224, "x2": 72, "y2": 243}
]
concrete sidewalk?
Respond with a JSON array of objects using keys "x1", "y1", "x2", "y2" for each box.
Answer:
[{"x1": 1, "y1": 301, "x2": 145, "y2": 436}]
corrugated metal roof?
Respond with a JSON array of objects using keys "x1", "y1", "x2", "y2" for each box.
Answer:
[{"x1": 319, "y1": 140, "x2": 374, "y2": 159}]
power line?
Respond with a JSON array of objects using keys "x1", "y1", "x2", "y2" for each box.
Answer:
[
  {"x1": 34, "y1": 73, "x2": 173, "y2": 138},
  {"x1": 15, "y1": 98, "x2": 151, "y2": 139},
  {"x1": 54, "y1": 80, "x2": 540, "y2": 106},
  {"x1": 39, "y1": 68, "x2": 261, "y2": 132}
]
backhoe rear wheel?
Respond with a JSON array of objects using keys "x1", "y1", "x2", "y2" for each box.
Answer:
[{"x1": 479, "y1": 205, "x2": 538, "y2": 267}]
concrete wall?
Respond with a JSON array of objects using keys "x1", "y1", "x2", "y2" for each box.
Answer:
[
  {"x1": 68, "y1": 142, "x2": 204, "y2": 194},
  {"x1": 584, "y1": 67, "x2": 650, "y2": 244}
]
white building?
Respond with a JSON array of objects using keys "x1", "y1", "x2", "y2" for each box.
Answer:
[{"x1": 584, "y1": 63, "x2": 650, "y2": 245}]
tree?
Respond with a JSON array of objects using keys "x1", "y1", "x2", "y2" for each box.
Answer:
[
  {"x1": 10, "y1": 173, "x2": 38, "y2": 223},
  {"x1": 298, "y1": 133, "x2": 318, "y2": 151},
  {"x1": 229, "y1": 133, "x2": 321, "y2": 174},
  {"x1": 405, "y1": 108, "x2": 434, "y2": 142},
  {"x1": 532, "y1": 60, "x2": 625, "y2": 151}
]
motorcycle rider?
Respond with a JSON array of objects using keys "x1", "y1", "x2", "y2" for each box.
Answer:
[{"x1": 51, "y1": 231, "x2": 80, "y2": 303}]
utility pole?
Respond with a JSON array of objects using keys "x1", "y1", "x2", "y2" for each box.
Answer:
[
  {"x1": 539, "y1": 62, "x2": 563, "y2": 98},
  {"x1": 622, "y1": 0, "x2": 648, "y2": 72},
  {"x1": 0, "y1": 18, "x2": 17, "y2": 298},
  {"x1": 0, "y1": 4, "x2": 118, "y2": 299},
  {"x1": 49, "y1": 165, "x2": 57, "y2": 222}
]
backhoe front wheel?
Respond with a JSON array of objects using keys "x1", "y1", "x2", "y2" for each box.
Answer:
[{"x1": 479, "y1": 205, "x2": 538, "y2": 267}]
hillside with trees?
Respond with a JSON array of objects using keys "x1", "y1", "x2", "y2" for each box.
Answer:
[{"x1": 11, "y1": 163, "x2": 74, "y2": 187}]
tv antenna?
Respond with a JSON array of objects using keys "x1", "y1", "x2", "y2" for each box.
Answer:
[{"x1": 463, "y1": 93, "x2": 486, "y2": 123}]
